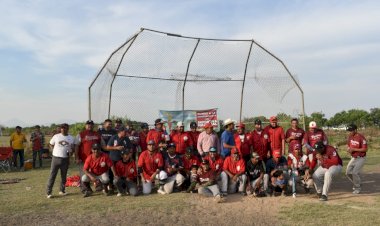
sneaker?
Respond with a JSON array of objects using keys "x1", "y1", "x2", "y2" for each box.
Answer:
[
  {"x1": 47, "y1": 194, "x2": 52, "y2": 199},
  {"x1": 221, "y1": 192, "x2": 228, "y2": 196},
  {"x1": 117, "y1": 193, "x2": 123, "y2": 197},
  {"x1": 215, "y1": 194, "x2": 225, "y2": 203},
  {"x1": 292, "y1": 193, "x2": 297, "y2": 198},
  {"x1": 83, "y1": 191, "x2": 91, "y2": 198},
  {"x1": 316, "y1": 193, "x2": 322, "y2": 198},
  {"x1": 157, "y1": 188, "x2": 166, "y2": 195},
  {"x1": 102, "y1": 189, "x2": 110, "y2": 196},
  {"x1": 281, "y1": 191, "x2": 286, "y2": 197},
  {"x1": 353, "y1": 189, "x2": 361, "y2": 194},
  {"x1": 319, "y1": 195, "x2": 328, "y2": 201},
  {"x1": 59, "y1": 191, "x2": 68, "y2": 196}
]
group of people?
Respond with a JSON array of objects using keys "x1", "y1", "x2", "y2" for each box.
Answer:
[{"x1": 10, "y1": 116, "x2": 367, "y2": 202}]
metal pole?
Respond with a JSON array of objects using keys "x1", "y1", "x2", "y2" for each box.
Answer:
[
  {"x1": 88, "y1": 30, "x2": 143, "y2": 120},
  {"x1": 252, "y1": 40, "x2": 306, "y2": 129},
  {"x1": 182, "y1": 39, "x2": 200, "y2": 121},
  {"x1": 108, "y1": 29, "x2": 143, "y2": 118},
  {"x1": 239, "y1": 40, "x2": 254, "y2": 122}
]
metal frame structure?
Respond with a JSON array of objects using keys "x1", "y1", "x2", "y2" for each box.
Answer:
[{"x1": 89, "y1": 28, "x2": 306, "y2": 129}]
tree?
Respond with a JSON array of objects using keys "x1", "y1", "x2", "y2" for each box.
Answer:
[
  {"x1": 369, "y1": 108, "x2": 380, "y2": 127},
  {"x1": 308, "y1": 112, "x2": 328, "y2": 128}
]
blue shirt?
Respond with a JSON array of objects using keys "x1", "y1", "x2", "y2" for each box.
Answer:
[
  {"x1": 220, "y1": 130, "x2": 235, "y2": 158},
  {"x1": 107, "y1": 135, "x2": 132, "y2": 162},
  {"x1": 265, "y1": 157, "x2": 288, "y2": 174}
]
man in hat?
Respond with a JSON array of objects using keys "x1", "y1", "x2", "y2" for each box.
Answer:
[
  {"x1": 170, "y1": 121, "x2": 193, "y2": 155},
  {"x1": 234, "y1": 123, "x2": 252, "y2": 162},
  {"x1": 303, "y1": 121, "x2": 328, "y2": 165},
  {"x1": 198, "y1": 159, "x2": 225, "y2": 203},
  {"x1": 246, "y1": 152, "x2": 265, "y2": 196},
  {"x1": 204, "y1": 147, "x2": 224, "y2": 176},
  {"x1": 138, "y1": 123, "x2": 149, "y2": 152},
  {"x1": 137, "y1": 140, "x2": 166, "y2": 195},
  {"x1": 114, "y1": 119, "x2": 123, "y2": 132},
  {"x1": 312, "y1": 141, "x2": 343, "y2": 201},
  {"x1": 346, "y1": 124, "x2": 367, "y2": 194},
  {"x1": 162, "y1": 142, "x2": 185, "y2": 194},
  {"x1": 99, "y1": 119, "x2": 117, "y2": 154},
  {"x1": 10, "y1": 126, "x2": 27, "y2": 170},
  {"x1": 146, "y1": 119, "x2": 168, "y2": 150},
  {"x1": 197, "y1": 122, "x2": 220, "y2": 157},
  {"x1": 46, "y1": 123, "x2": 76, "y2": 198},
  {"x1": 221, "y1": 118, "x2": 236, "y2": 158},
  {"x1": 188, "y1": 121, "x2": 200, "y2": 151},
  {"x1": 263, "y1": 149, "x2": 288, "y2": 195},
  {"x1": 82, "y1": 143, "x2": 116, "y2": 197},
  {"x1": 285, "y1": 118, "x2": 305, "y2": 155},
  {"x1": 114, "y1": 149, "x2": 138, "y2": 196},
  {"x1": 30, "y1": 125, "x2": 45, "y2": 168},
  {"x1": 249, "y1": 119, "x2": 270, "y2": 162},
  {"x1": 75, "y1": 120, "x2": 101, "y2": 178},
  {"x1": 182, "y1": 146, "x2": 201, "y2": 172},
  {"x1": 220, "y1": 148, "x2": 247, "y2": 195},
  {"x1": 265, "y1": 116, "x2": 285, "y2": 156}
]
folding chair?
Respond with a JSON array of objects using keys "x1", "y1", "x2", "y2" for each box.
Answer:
[{"x1": 0, "y1": 147, "x2": 13, "y2": 172}]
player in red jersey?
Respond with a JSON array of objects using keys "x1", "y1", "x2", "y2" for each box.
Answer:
[
  {"x1": 250, "y1": 119, "x2": 269, "y2": 161},
  {"x1": 234, "y1": 123, "x2": 252, "y2": 162},
  {"x1": 285, "y1": 118, "x2": 305, "y2": 155},
  {"x1": 265, "y1": 116, "x2": 285, "y2": 156},
  {"x1": 170, "y1": 121, "x2": 193, "y2": 155}
]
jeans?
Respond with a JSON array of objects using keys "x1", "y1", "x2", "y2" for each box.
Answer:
[
  {"x1": 32, "y1": 149, "x2": 44, "y2": 168},
  {"x1": 220, "y1": 171, "x2": 247, "y2": 193},
  {"x1": 13, "y1": 149, "x2": 24, "y2": 168},
  {"x1": 198, "y1": 184, "x2": 220, "y2": 197},
  {"x1": 46, "y1": 156, "x2": 69, "y2": 195}
]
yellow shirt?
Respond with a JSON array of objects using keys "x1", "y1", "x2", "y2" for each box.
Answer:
[{"x1": 10, "y1": 132, "x2": 26, "y2": 149}]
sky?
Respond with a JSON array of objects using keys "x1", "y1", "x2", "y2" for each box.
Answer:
[{"x1": 0, "y1": 0, "x2": 379, "y2": 127}]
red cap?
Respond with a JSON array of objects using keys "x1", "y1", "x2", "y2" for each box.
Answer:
[
  {"x1": 273, "y1": 149, "x2": 281, "y2": 158},
  {"x1": 269, "y1": 116, "x2": 278, "y2": 123},
  {"x1": 237, "y1": 123, "x2": 245, "y2": 128},
  {"x1": 204, "y1": 122, "x2": 213, "y2": 129},
  {"x1": 231, "y1": 148, "x2": 239, "y2": 154}
]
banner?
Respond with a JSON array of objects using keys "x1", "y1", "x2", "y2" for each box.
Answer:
[{"x1": 159, "y1": 108, "x2": 219, "y2": 133}]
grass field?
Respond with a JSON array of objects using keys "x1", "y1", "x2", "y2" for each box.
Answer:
[{"x1": 1, "y1": 130, "x2": 379, "y2": 226}]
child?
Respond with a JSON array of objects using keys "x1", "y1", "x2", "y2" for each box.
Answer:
[
  {"x1": 288, "y1": 145, "x2": 314, "y2": 195},
  {"x1": 186, "y1": 165, "x2": 200, "y2": 193},
  {"x1": 271, "y1": 169, "x2": 287, "y2": 196}
]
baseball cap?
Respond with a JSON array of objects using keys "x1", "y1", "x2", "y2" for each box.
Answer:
[
  {"x1": 177, "y1": 121, "x2": 184, "y2": 127},
  {"x1": 121, "y1": 149, "x2": 131, "y2": 155},
  {"x1": 92, "y1": 143, "x2": 101, "y2": 150},
  {"x1": 269, "y1": 116, "x2": 278, "y2": 123},
  {"x1": 231, "y1": 148, "x2": 239, "y2": 155},
  {"x1": 209, "y1": 146, "x2": 217, "y2": 153},
  {"x1": 60, "y1": 123, "x2": 69, "y2": 128},
  {"x1": 251, "y1": 152, "x2": 260, "y2": 159},
  {"x1": 273, "y1": 149, "x2": 281, "y2": 158},
  {"x1": 35, "y1": 125, "x2": 41, "y2": 129},
  {"x1": 115, "y1": 119, "x2": 122, "y2": 123},
  {"x1": 167, "y1": 142, "x2": 176, "y2": 149},
  {"x1": 15, "y1": 126, "x2": 22, "y2": 129},
  {"x1": 117, "y1": 126, "x2": 126, "y2": 132},
  {"x1": 313, "y1": 141, "x2": 325, "y2": 151},
  {"x1": 140, "y1": 123, "x2": 149, "y2": 129},
  {"x1": 201, "y1": 159, "x2": 209, "y2": 165},
  {"x1": 309, "y1": 121, "x2": 317, "y2": 129},
  {"x1": 86, "y1": 120, "x2": 94, "y2": 125},
  {"x1": 237, "y1": 123, "x2": 245, "y2": 129},
  {"x1": 147, "y1": 140, "x2": 155, "y2": 145},
  {"x1": 346, "y1": 124, "x2": 357, "y2": 131},
  {"x1": 155, "y1": 118, "x2": 163, "y2": 125},
  {"x1": 190, "y1": 121, "x2": 197, "y2": 128},
  {"x1": 254, "y1": 119, "x2": 262, "y2": 125},
  {"x1": 204, "y1": 122, "x2": 213, "y2": 129}
]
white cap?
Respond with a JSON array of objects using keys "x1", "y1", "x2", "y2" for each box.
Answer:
[
  {"x1": 177, "y1": 121, "x2": 184, "y2": 127},
  {"x1": 224, "y1": 118, "x2": 236, "y2": 126},
  {"x1": 309, "y1": 121, "x2": 317, "y2": 128}
]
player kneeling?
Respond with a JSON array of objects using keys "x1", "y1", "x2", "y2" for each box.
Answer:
[
  {"x1": 114, "y1": 149, "x2": 138, "y2": 196},
  {"x1": 198, "y1": 159, "x2": 225, "y2": 203},
  {"x1": 82, "y1": 143, "x2": 116, "y2": 197}
]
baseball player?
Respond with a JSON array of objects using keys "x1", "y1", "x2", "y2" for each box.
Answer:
[
  {"x1": 345, "y1": 124, "x2": 368, "y2": 194},
  {"x1": 114, "y1": 149, "x2": 138, "y2": 196},
  {"x1": 285, "y1": 118, "x2": 305, "y2": 155},
  {"x1": 220, "y1": 148, "x2": 247, "y2": 195}
]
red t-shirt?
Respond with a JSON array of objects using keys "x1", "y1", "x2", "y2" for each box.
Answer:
[
  {"x1": 285, "y1": 127, "x2": 305, "y2": 154},
  {"x1": 137, "y1": 150, "x2": 164, "y2": 180},
  {"x1": 223, "y1": 156, "x2": 246, "y2": 175},
  {"x1": 265, "y1": 126, "x2": 285, "y2": 152},
  {"x1": 204, "y1": 155, "x2": 224, "y2": 174},
  {"x1": 170, "y1": 131, "x2": 193, "y2": 155},
  {"x1": 320, "y1": 145, "x2": 343, "y2": 169},
  {"x1": 303, "y1": 129, "x2": 328, "y2": 153},
  {"x1": 78, "y1": 130, "x2": 101, "y2": 162},
  {"x1": 188, "y1": 131, "x2": 200, "y2": 150},
  {"x1": 234, "y1": 133, "x2": 252, "y2": 157},
  {"x1": 348, "y1": 133, "x2": 367, "y2": 158},
  {"x1": 83, "y1": 153, "x2": 113, "y2": 176},
  {"x1": 146, "y1": 129, "x2": 166, "y2": 147},
  {"x1": 138, "y1": 131, "x2": 148, "y2": 151},
  {"x1": 182, "y1": 155, "x2": 201, "y2": 170},
  {"x1": 250, "y1": 130, "x2": 269, "y2": 160},
  {"x1": 115, "y1": 160, "x2": 137, "y2": 180}
]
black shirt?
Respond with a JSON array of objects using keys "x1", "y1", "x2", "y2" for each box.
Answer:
[
  {"x1": 246, "y1": 160, "x2": 265, "y2": 181},
  {"x1": 107, "y1": 135, "x2": 132, "y2": 162},
  {"x1": 99, "y1": 128, "x2": 117, "y2": 152}
]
